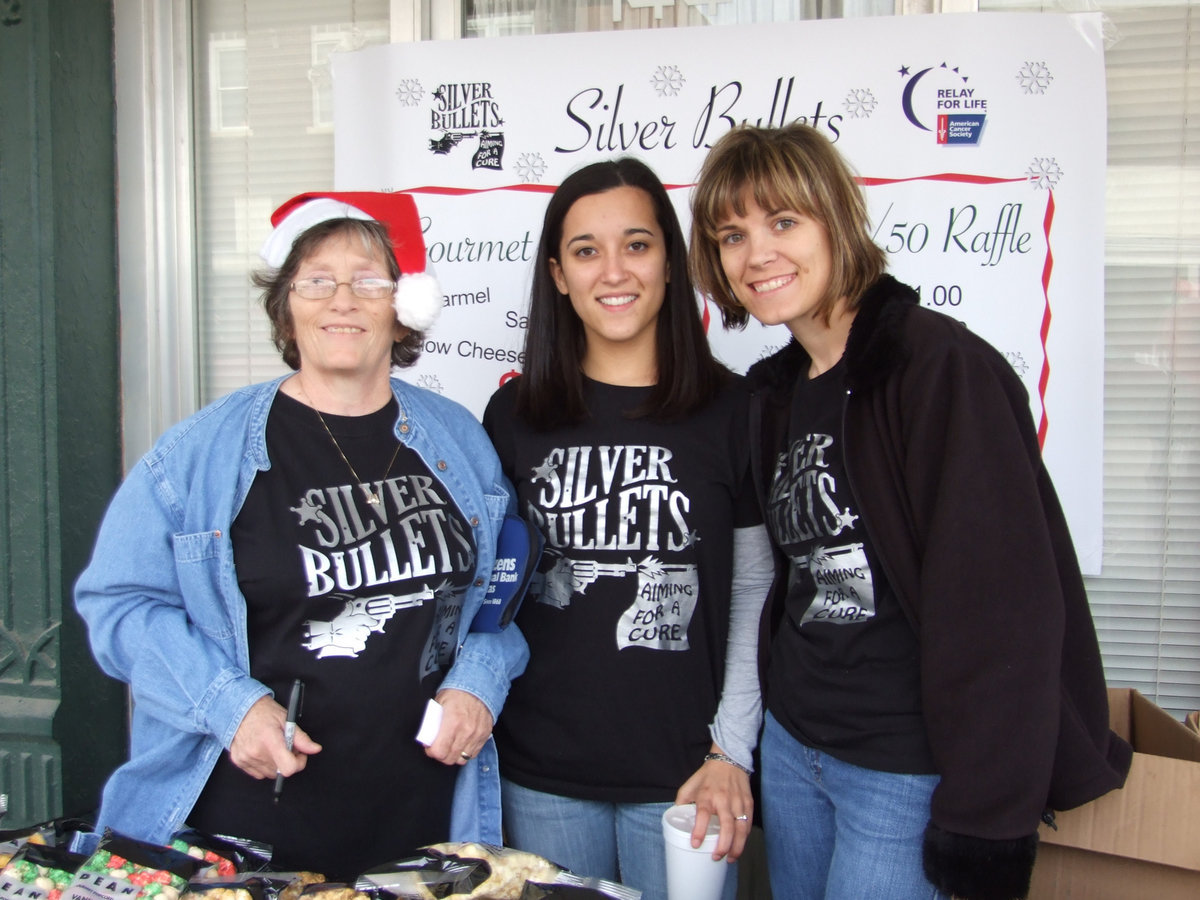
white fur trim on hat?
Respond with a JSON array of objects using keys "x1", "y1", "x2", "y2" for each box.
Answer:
[
  {"x1": 393, "y1": 272, "x2": 442, "y2": 331},
  {"x1": 259, "y1": 198, "x2": 373, "y2": 268}
]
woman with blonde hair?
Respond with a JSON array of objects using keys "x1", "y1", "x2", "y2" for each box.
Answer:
[{"x1": 689, "y1": 124, "x2": 1130, "y2": 900}]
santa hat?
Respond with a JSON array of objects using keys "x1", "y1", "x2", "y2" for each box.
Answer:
[{"x1": 260, "y1": 190, "x2": 441, "y2": 331}]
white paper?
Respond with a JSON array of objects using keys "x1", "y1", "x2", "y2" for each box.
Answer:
[{"x1": 415, "y1": 698, "x2": 443, "y2": 746}]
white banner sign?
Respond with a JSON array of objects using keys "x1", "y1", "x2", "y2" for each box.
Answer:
[{"x1": 333, "y1": 12, "x2": 1106, "y2": 572}]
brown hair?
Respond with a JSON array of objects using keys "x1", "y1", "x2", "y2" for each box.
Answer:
[
  {"x1": 253, "y1": 217, "x2": 424, "y2": 370},
  {"x1": 689, "y1": 123, "x2": 886, "y2": 328}
]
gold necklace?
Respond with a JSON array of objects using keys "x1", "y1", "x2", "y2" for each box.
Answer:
[{"x1": 298, "y1": 385, "x2": 403, "y2": 506}]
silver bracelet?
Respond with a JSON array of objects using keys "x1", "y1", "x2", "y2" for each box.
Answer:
[{"x1": 704, "y1": 751, "x2": 752, "y2": 774}]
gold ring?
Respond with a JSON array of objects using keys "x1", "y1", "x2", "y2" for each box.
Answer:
[{"x1": 460, "y1": 751, "x2": 471, "y2": 760}]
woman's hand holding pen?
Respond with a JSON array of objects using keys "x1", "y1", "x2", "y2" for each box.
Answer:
[
  {"x1": 230, "y1": 694, "x2": 322, "y2": 780},
  {"x1": 674, "y1": 743, "x2": 754, "y2": 863}
]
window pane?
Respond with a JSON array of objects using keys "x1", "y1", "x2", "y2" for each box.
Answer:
[
  {"x1": 192, "y1": 1, "x2": 390, "y2": 401},
  {"x1": 218, "y1": 46, "x2": 246, "y2": 84},
  {"x1": 982, "y1": 0, "x2": 1200, "y2": 718}
]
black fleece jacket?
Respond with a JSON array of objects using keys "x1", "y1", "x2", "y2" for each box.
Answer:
[{"x1": 746, "y1": 275, "x2": 1131, "y2": 900}]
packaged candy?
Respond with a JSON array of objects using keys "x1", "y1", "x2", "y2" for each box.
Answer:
[
  {"x1": 172, "y1": 829, "x2": 274, "y2": 880},
  {"x1": 0, "y1": 843, "x2": 88, "y2": 900},
  {"x1": 62, "y1": 831, "x2": 202, "y2": 900},
  {"x1": 296, "y1": 884, "x2": 371, "y2": 900},
  {"x1": 0, "y1": 830, "x2": 45, "y2": 871},
  {"x1": 0, "y1": 818, "x2": 96, "y2": 866},
  {"x1": 181, "y1": 879, "x2": 268, "y2": 900},
  {"x1": 357, "y1": 843, "x2": 639, "y2": 900},
  {"x1": 165, "y1": 833, "x2": 238, "y2": 882},
  {"x1": 272, "y1": 873, "x2": 325, "y2": 900},
  {"x1": 243, "y1": 872, "x2": 325, "y2": 900}
]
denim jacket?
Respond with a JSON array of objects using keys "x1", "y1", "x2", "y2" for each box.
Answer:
[{"x1": 74, "y1": 375, "x2": 528, "y2": 846}]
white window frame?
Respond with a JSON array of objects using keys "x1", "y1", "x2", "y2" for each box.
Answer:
[
  {"x1": 114, "y1": 0, "x2": 199, "y2": 473},
  {"x1": 208, "y1": 35, "x2": 250, "y2": 135},
  {"x1": 309, "y1": 30, "x2": 343, "y2": 132}
]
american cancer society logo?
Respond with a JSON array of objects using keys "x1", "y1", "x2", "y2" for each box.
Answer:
[
  {"x1": 427, "y1": 81, "x2": 506, "y2": 170},
  {"x1": 898, "y1": 61, "x2": 987, "y2": 145}
]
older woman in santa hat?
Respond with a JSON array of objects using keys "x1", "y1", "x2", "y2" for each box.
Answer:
[{"x1": 75, "y1": 192, "x2": 528, "y2": 878}]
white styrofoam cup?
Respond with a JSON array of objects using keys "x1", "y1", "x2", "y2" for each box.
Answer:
[{"x1": 661, "y1": 803, "x2": 729, "y2": 900}]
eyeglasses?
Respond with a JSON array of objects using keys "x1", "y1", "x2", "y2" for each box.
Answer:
[{"x1": 290, "y1": 277, "x2": 397, "y2": 301}]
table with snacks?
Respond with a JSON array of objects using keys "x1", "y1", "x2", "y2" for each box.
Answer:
[{"x1": 0, "y1": 824, "x2": 640, "y2": 900}]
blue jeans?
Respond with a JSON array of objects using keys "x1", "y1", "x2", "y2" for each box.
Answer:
[
  {"x1": 501, "y1": 778, "x2": 738, "y2": 900},
  {"x1": 760, "y1": 712, "x2": 948, "y2": 900}
]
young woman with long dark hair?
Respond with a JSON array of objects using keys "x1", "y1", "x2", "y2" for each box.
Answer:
[{"x1": 483, "y1": 158, "x2": 771, "y2": 900}]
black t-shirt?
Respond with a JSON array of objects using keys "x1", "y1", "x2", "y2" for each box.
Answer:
[
  {"x1": 765, "y1": 361, "x2": 935, "y2": 775},
  {"x1": 483, "y1": 376, "x2": 759, "y2": 802},
  {"x1": 188, "y1": 391, "x2": 476, "y2": 879}
]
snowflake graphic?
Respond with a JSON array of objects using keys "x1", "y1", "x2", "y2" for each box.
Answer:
[
  {"x1": 515, "y1": 152, "x2": 548, "y2": 184},
  {"x1": 417, "y1": 373, "x2": 444, "y2": 394},
  {"x1": 395, "y1": 79, "x2": 425, "y2": 107},
  {"x1": 842, "y1": 88, "x2": 877, "y2": 119},
  {"x1": 651, "y1": 65, "x2": 685, "y2": 97},
  {"x1": 1004, "y1": 351, "x2": 1030, "y2": 376},
  {"x1": 1016, "y1": 61, "x2": 1054, "y2": 95},
  {"x1": 1026, "y1": 157, "x2": 1064, "y2": 190}
]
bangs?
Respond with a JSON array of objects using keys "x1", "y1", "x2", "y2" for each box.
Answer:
[{"x1": 694, "y1": 145, "x2": 820, "y2": 237}]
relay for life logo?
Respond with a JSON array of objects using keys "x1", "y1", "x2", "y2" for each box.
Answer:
[{"x1": 898, "y1": 61, "x2": 988, "y2": 145}]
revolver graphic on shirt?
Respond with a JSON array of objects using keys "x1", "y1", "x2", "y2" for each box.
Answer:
[
  {"x1": 792, "y1": 542, "x2": 865, "y2": 570},
  {"x1": 302, "y1": 589, "x2": 434, "y2": 659},
  {"x1": 541, "y1": 556, "x2": 691, "y2": 607}
]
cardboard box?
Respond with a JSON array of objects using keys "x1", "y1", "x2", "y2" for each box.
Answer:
[{"x1": 1028, "y1": 687, "x2": 1200, "y2": 899}]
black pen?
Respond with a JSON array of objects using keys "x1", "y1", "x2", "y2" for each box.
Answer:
[{"x1": 273, "y1": 678, "x2": 304, "y2": 804}]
